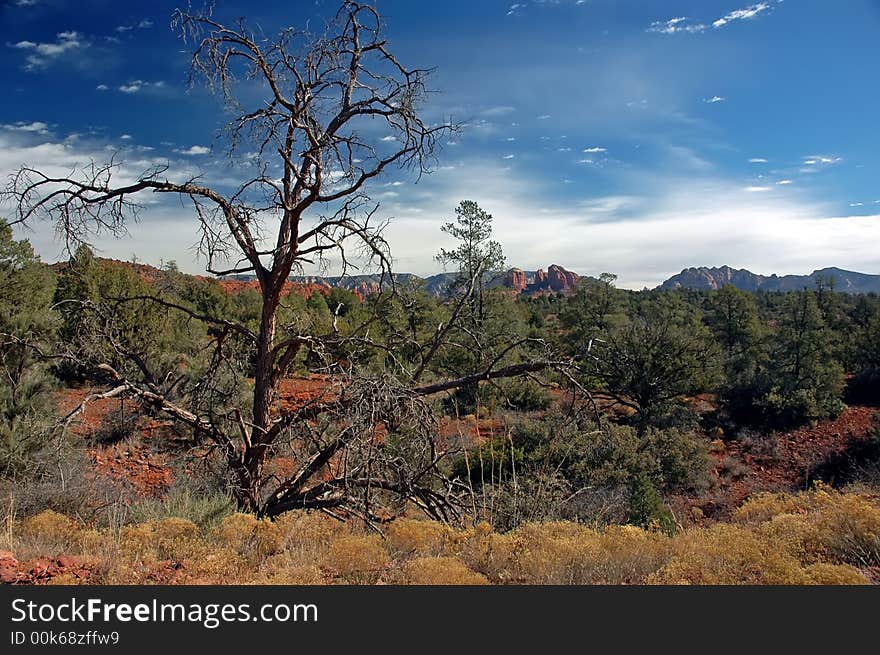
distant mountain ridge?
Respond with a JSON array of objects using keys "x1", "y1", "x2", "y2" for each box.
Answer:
[
  {"x1": 658, "y1": 266, "x2": 880, "y2": 294},
  {"x1": 289, "y1": 264, "x2": 581, "y2": 297}
]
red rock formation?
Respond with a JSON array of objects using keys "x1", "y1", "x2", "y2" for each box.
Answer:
[
  {"x1": 546, "y1": 264, "x2": 579, "y2": 292},
  {"x1": 523, "y1": 264, "x2": 579, "y2": 295},
  {"x1": 504, "y1": 268, "x2": 528, "y2": 293}
]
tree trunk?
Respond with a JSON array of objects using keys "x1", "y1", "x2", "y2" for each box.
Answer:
[{"x1": 238, "y1": 274, "x2": 283, "y2": 511}]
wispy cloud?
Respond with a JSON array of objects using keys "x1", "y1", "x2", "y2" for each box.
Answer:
[
  {"x1": 481, "y1": 105, "x2": 516, "y2": 117},
  {"x1": 776, "y1": 179, "x2": 793, "y2": 185},
  {"x1": 744, "y1": 185, "x2": 773, "y2": 192},
  {"x1": 116, "y1": 19, "x2": 154, "y2": 33},
  {"x1": 704, "y1": 96, "x2": 725, "y2": 104},
  {"x1": 713, "y1": 3, "x2": 772, "y2": 28},
  {"x1": 748, "y1": 158, "x2": 768, "y2": 163},
  {"x1": 650, "y1": 2, "x2": 776, "y2": 35},
  {"x1": 583, "y1": 146, "x2": 606, "y2": 153},
  {"x1": 118, "y1": 80, "x2": 166, "y2": 94},
  {"x1": 803, "y1": 155, "x2": 842, "y2": 166},
  {"x1": 647, "y1": 17, "x2": 708, "y2": 35},
  {"x1": 10, "y1": 31, "x2": 87, "y2": 70},
  {"x1": 1, "y1": 121, "x2": 49, "y2": 134}
]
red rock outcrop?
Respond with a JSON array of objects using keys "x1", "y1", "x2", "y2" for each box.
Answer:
[
  {"x1": 523, "y1": 264, "x2": 579, "y2": 295},
  {"x1": 504, "y1": 268, "x2": 528, "y2": 294},
  {"x1": 546, "y1": 264, "x2": 579, "y2": 292}
]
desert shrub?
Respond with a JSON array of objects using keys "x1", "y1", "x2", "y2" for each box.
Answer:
[
  {"x1": 323, "y1": 534, "x2": 390, "y2": 584},
  {"x1": 176, "y1": 547, "x2": 251, "y2": 585},
  {"x1": 460, "y1": 522, "x2": 671, "y2": 585},
  {"x1": 648, "y1": 524, "x2": 812, "y2": 585},
  {"x1": 119, "y1": 517, "x2": 201, "y2": 561},
  {"x1": 735, "y1": 486, "x2": 880, "y2": 568},
  {"x1": 732, "y1": 491, "x2": 810, "y2": 524},
  {"x1": 589, "y1": 525, "x2": 672, "y2": 584},
  {"x1": 401, "y1": 556, "x2": 488, "y2": 585},
  {"x1": 501, "y1": 522, "x2": 595, "y2": 584},
  {"x1": 128, "y1": 488, "x2": 234, "y2": 530},
  {"x1": 274, "y1": 511, "x2": 349, "y2": 552},
  {"x1": 386, "y1": 518, "x2": 452, "y2": 558},
  {"x1": 803, "y1": 563, "x2": 870, "y2": 585},
  {"x1": 19, "y1": 509, "x2": 80, "y2": 553},
  {"x1": 457, "y1": 522, "x2": 517, "y2": 583},
  {"x1": 814, "y1": 492, "x2": 880, "y2": 567},
  {"x1": 754, "y1": 513, "x2": 825, "y2": 564},
  {"x1": 212, "y1": 513, "x2": 285, "y2": 562}
]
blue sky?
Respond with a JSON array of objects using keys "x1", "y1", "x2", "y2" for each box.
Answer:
[{"x1": 2, "y1": 0, "x2": 879, "y2": 288}]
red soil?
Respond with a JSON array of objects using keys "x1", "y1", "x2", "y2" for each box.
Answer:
[{"x1": 684, "y1": 405, "x2": 878, "y2": 520}]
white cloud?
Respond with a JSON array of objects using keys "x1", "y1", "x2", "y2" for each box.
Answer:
[
  {"x1": 176, "y1": 145, "x2": 210, "y2": 156},
  {"x1": 576, "y1": 158, "x2": 594, "y2": 164},
  {"x1": 95, "y1": 84, "x2": 109, "y2": 91},
  {"x1": 748, "y1": 158, "x2": 768, "y2": 163},
  {"x1": 380, "y1": 135, "x2": 396, "y2": 142},
  {"x1": 647, "y1": 17, "x2": 708, "y2": 34},
  {"x1": 850, "y1": 202, "x2": 864, "y2": 207},
  {"x1": 803, "y1": 155, "x2": 842, "y2": 165},
  {"x1": 713, "y1": 3, "x2": 771, "y2": 29},
  {"x1": 776, "y1": 179, "x2": 793, "y2": 185},
  {"x1": 583, "y1": 147, "x2": 606, "y2": 153},
  {"x1": 373, "y1": 160, "x2": 880, "y2": 288},
  {"x1": 119, "y1": 134, "x2": 133, "y2": 140},
  {"x1": 10, "y1": 31, "x2": 87, "y2": 70},
  {"x1": 1, "y1": 121, "x2": 49, "y2": 134},
  {"x1": 15, "y1": 0, "x2": 39, "y2": 6},
  {"x1": 502, "y1": 154, "x2": 515, "y2": 159},
  {"x1": 118, "y1": 80, "x2": 166, "y2": 94},
  {"x1": 650, "y1": 2, "x2": 774, "y2": 36},
  {"x1": 536, "y1": 114, "x2": 551, "y2": 120},
  {"x1": 744, "y1": 186, "x2": 773, "y2": 192},
  {"x1": 138, "y1": 20, "x2": 154, "y2": 29}
]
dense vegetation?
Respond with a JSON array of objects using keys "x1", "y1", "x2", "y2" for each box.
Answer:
[{"x1": 1, "y1": 213, "x2": 879, "y2": 586}]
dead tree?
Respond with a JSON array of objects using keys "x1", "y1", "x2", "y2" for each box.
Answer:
[{"x1": 4, "y1": 1, "x2": 586, "y2": 521}]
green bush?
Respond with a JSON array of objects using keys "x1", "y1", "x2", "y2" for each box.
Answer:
[{"x1": 628, "y1": 475, "x2": 677, "y2": 535}]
